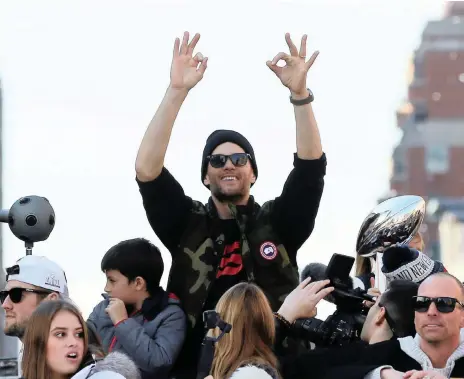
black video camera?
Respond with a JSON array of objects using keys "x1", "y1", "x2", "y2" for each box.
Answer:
[
  {"x1": 196, "y1": 310, "x2": 232, "y2": 379},
  {"x1": 203, "y1": 310, "x2": 232, "y2": 338},
  {"x1": 293, "y1": 254, "x2": 374, "y2": 347}
]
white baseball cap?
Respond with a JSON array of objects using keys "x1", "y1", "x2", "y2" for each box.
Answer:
[{"x1": 6, "y1": 255, "x2": 69, "y2": 296}]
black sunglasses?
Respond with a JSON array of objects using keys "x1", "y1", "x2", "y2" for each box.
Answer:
[
  {"x1": 413, "y1": 296, "x2": 464, "y2": 314},
  {"x1": 0, "y1": 287, "x2": 51, "y2": 304},
  {"x1": 207, "y1": 153, "x2": 251, "y2": 169}
]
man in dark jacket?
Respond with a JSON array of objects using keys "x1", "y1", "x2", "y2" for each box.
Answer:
[
  {"x1": 350, "y1": 273, "x2": 464, "y2": 379},
  {"x1": 276, "y1": 279, "x2": 419, "y2": 379},
  {"x1": 294, "y1": 273, "x2": 464, "y2": 379},
  {"x1": 135, "y1": 31, "x2": 326, "y2": 378}
]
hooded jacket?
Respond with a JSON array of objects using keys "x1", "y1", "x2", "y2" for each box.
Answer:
[{"x1": 87, "y1": 292, "x2": 186, "y2": 379}]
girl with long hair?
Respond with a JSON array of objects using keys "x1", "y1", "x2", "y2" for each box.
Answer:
[
  {"x1": 209, "y1": 282, "x2": 280, "y2": 379},
  {"x1": 22, "y1": 299, "x2": 140, "y2": 379}
]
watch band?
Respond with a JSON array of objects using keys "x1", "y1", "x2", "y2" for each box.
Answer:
[{"x1": 290, "y1": 89, "x2": 314, "y2": 105}]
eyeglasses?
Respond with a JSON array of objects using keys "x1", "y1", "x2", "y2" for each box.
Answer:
[
  {"x1": 0, "y1": 288, "x2": 51, "y2": 304},
  {"x1": 413, "y1": 296, "x2": 464, "y2": 314},
  {"x1": 207, "y1": 153, "x2": 251, "y2": 169}
]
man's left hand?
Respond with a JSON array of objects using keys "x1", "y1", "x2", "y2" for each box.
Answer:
[
  {"x1": 105, "y1": 298, "x2": 129, "y2": 325},
  {"x1": 267, "y1": 33, "x2": 319, "y2": 98},
  {"x1": 403, "y1": 370, "x2": 447, "y2": 379}
]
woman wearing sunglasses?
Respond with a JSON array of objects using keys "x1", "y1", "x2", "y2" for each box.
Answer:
[{"x1": 21, "y1": 299, "x2": 140, "y2": 379}]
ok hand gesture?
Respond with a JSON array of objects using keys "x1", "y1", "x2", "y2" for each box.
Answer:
[
  {"x1": 267, "y1": 33, "x2": 319, "y2": 97},
  {"x1": 170, "y1": 31, "x2": 208, "y2": 92}
]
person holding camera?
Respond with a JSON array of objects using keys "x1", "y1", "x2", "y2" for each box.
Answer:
[
  {"x1": 135, "y1": 31, "x2": 326, "y2": 377},
  {"x1": 335, "y1": 273, "x2": 464, "y2": 379},
  {"x1": 274, "y1": 277, "x2": 419, "y2": 379}
]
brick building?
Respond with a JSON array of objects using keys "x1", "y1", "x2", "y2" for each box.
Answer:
[{"x1": 389, "y1": 1, "x2": 464, "y2": 261}]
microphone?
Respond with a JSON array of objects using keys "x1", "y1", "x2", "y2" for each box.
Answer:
[{"x1": 301, "y1": 262, "x2": 326, "y2": 282}]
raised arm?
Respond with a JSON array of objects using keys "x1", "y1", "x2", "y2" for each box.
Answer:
[
  {"x1": 135, "y1": 32, "x2": 207, "y2": 250},
  {"x1": 267, "y1": 33, "x2": 322, "y2": 160},
  {"x1": 266, "y1": 33, "x2": 325, "y2": 257},
  {"x1": 135, "y1": 31, "x2": 208, "y2": 181}
]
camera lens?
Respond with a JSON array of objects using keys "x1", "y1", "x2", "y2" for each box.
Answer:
[
  {"x1": 19, "y1": 197, "x2": 31, "y2": 205},
  {"x1": 25, "y1": 215, "x2": 37, "y2": 226}
]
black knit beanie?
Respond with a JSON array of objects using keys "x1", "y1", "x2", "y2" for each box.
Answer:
[
  {"x1": 382, "y1": 246, "x2": 446, "y2": 284},
  {"x1": 201, "y1": 129, "x2": 258, "y2": 187}
]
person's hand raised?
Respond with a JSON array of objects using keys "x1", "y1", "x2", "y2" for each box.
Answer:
[
  {"x1": 278, "y1": 277, "x2": 334, "y2": 323},
  {"x1": 170, "y1": 31, "x2": 208, "y2": 92},
  {"x1": 267, "y1": 33, "x2": 319, "y2": 97}
]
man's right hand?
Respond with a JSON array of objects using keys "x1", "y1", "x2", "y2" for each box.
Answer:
[{"x1": 170, "y1": 31, "x2": 208, "y2": 92}]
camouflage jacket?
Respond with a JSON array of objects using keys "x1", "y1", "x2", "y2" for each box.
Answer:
[
  {"x1": 137, "y1": 153, "x2": 327, "y2": 330},
  {"x1": 167, "y1": 196, "x2": 300, "y2": 328}
]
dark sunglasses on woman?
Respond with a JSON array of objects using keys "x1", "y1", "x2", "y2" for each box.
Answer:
[
  {"x1": 207, "y1": 153, "x2": 251, "y2": 169},
  {"x1": 413, "y1": 296, "x2": 464, "y2": 314},
  {"x1": 0, "y1": 287, "x2": 50, "y2": 304}
]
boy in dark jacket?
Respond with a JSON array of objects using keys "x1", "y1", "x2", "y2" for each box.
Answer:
[{"x1": 87, "y1": 238, "x2": 186, "y2": 379}]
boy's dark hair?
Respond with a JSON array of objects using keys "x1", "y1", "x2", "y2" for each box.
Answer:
[
  {"x1": 101, "y1": 238, "x2": 164, "y2": 296},
  {"x1": 379, "y1": 279, "x2": 419, "y2": 338}
]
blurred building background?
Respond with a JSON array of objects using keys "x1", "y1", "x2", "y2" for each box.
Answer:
[{"x1": 385, "y1": 1, "x2": 464, "y2": 274}]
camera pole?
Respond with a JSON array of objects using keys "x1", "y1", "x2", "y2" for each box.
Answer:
[{"x1": 25, "y1": 241, "x2": 34, "y2": 256}]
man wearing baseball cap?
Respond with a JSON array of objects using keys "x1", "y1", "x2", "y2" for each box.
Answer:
[
  {"x1": 1, "y1": 255, "x2": 69, "y2": 339},
  {"x1": 135, "y1": 31, "x2": 326, "y2": 378},
  {"x1": 1, "y1": 255, "x2": 69, "y2": 378}
]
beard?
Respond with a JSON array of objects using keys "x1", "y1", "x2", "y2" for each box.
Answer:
[
  {"x1": 210, "y1": 181, "x2": 247, "y2": 204},
  {"x1": 4, "y1": 322, "x2": 26, "y2": 338}
]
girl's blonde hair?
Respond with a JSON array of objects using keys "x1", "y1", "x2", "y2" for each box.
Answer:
[{"x1": 210, "y1": 282, "x2": 279, "y2": 378}]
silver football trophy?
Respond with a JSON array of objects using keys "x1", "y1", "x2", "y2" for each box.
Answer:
[
  {"x1": 356, "y1": 195, "x2": 425, "y2": 292},
  {"x1": 0, "y1": 195, "x2": 55, "y2": 255}
]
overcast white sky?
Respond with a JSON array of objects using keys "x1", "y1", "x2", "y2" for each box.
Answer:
[{"x1": 0, "y1": 0, "x2": 445, "y2": 320}]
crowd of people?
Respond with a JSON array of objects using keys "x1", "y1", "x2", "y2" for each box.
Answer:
[{"x1": 2, "y1": 31, "x2": 464, "y2": 379}]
